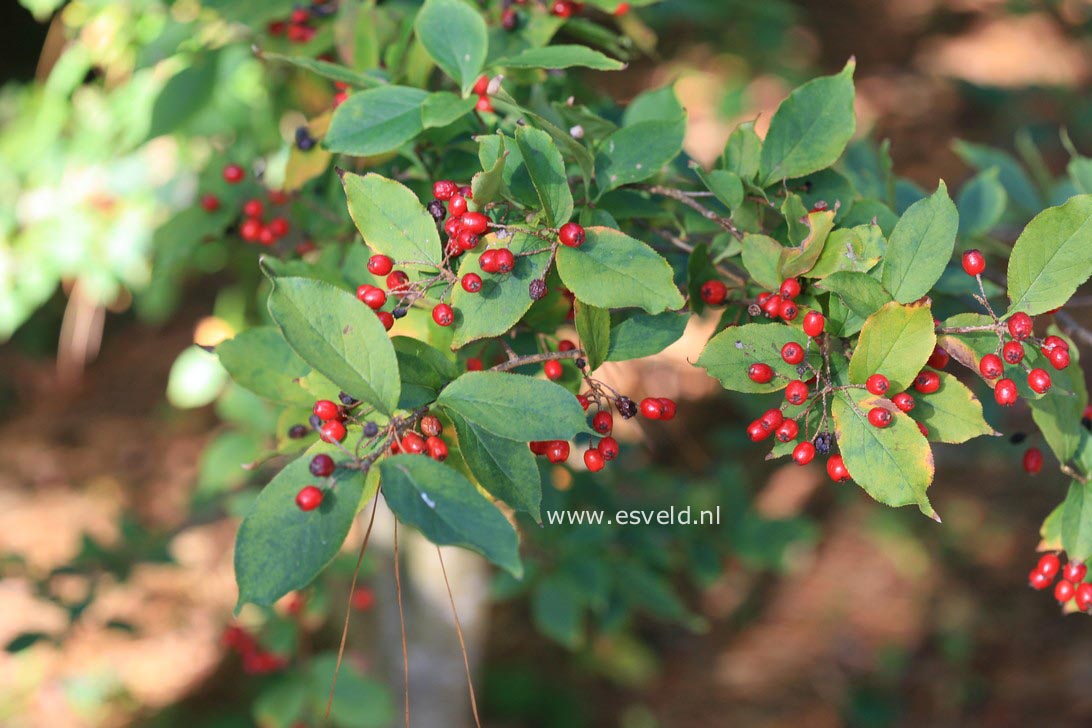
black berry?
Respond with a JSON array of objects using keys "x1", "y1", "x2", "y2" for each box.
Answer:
[
  {"x1": 288, "y1": 424, "x2": 308, "y2": 439},
  {"x1": 363, "y1": 421, "x2": 379, "y2": 437},
  {"x1": 813, "y1": 432, "x2": 832, "y2": 455},
  {"x1": 529, "y1": 279, "x2": 547, "y2": 300}
]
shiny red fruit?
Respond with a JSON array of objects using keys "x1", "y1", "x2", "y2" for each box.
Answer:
[
  {"x1": 598, "y1": 436, "x2": 620, "y2": 461},
  {"x1": 296, "y1": 485, "x2": 323, "y2": 511},
  {"x1": 401, "y1": 432, "x2": 426, "y2": 454},
  {"x1": 1027, "y1": 368, "x2": 1051, "y2": 394},
  {"x1": 775, "y1": 419, "x2": 799, "y2": 443},
  {"x1": 979, "y1": 353, "x2": 1003, "y2": 379},
  {"x1": 781, "y1": 342, "x2": 804, "y2": 365},
  {"x1": 826, "y1": 455, "x2": 851, "y2": 482},
  {"x1": 659, "y1": 398, "x2": 677, "y2": 420},
  {"x1": 867, "y1": 407, "x2": 892, "y2": 428},
  {"x1": 449, "y1": 194, "x2": 468, "y2": 217},
  {"x1": 313, "y1": 400, "x2": 339, "y2": 421},
  {"x1": 913, "y1": 370, "x2": 940, "y2": 394},
  {"x1": 779, "y1": 301, "x2": 799, "y2": 321},
  {"x1": 461, "y1": 212, "x2": 490, "y2": 235},
  {"x1": 785, "y1": 380, "x2": 809, "y2": 405},
  {"x1": 426, "y1": 436, "x2": 448, "y2": 461},
  {"x1": 546, "y1": 440, "x2": 570, "y2": 463},
  {"x1": 994, "y1": 378, "x2": 1018, "y2": 406},
  {"x1": 368, "y1": 254, "x2": 394, "y2": 276},
  {"x1": 1037, "y1": 553, "x2": 1061, "y2": 579},
  {"x1": 1055, "y1": 579, "x2": 1076, "y2": 603},
  {"x1": 559, "y1": 222, "x2": 586, "y2": 247},
  {"x1": 1007, "y1": 312, "x2": 1033, "y2": 341},
  {"x1": 961, "y1": 249, "x2": 985, "y2": 276},
  {"x1": 386, "y1": 271, "x2": 410, "y2": 292},
  {"x1": 892, "y1": 392, "x2": 915, "y2": 412},
  {"x1": 1002, "y1": 340, "x2": 1024, "y2": 365},
  {"x1": 376, "y1": 311, "x2": 394, "y2": 331},
  {"x1": 1063, "y1": 559, "x2": 1087, "y2": 583},
  {"x1": 927, "y1": 346, "x2": 950, "y2": 369},
  {"x1": 802, "y1": 310, "x2": 825, "y2": 338},
  {"x1": 1076, "y1": 583, "x2": 1092, "y2": 611},
  {"x1": 1048, "y1": 347, "x2": 1071, "y2": 370},
  {"x1": 432, "y1": 303, "x2": 454, "y2": 327},
  {"x1": 493, "y1": 248, "x2": 515, "y2": 273},
  {"x1": 461, "y1": 273, "x2": 482, "y2": 293},
  {"x1": 592, "y1": 411, "x2": 613, "y2": 434},
  {"x1": 200, "y1": 193, "x2": 221, "y2": 212},
  {"x1": 866, "y1": 374, "x2": 889, "y2": 396},
  {"x1": 584, "y1": 448, "x2": 605, "y2": 472},
  {"x1": 223, "y1": 163, "x2": 245, "y2": 184},
  {"x1": 792, "y1": 442, "x2": 815, "y2": 465},
  {"x1": 640, "y1": 397, "x2": 665, "y2": 419},
  {"x1": 360, "y1": 286, "x2": 387, "y2": 310},
  {"x1": 701, "y1": 280, "x2": 728, "y2": 305},
  {"x1": 319, "y1": 420, "x2": 346, "y2": 443},
  {"x1": 748, "y1": 362, "x2": 774, "y2": 384},
  {"x1": 1028, "y1": 569, "x2": 1052, "y2": 590},
  {"x1": 432, "y1": 180, "x2": 458, "y2": 201},
  {"x1": 544, "y1": 360, "x2": 563, "y2": 380},
  {"x1": 779, "y1": 278, "x2": 801, "y2": 299}
]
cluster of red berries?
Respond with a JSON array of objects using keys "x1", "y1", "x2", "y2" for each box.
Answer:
[
  {"x1": 749, "y1": 277, "x2": 806, "y2": 321},
  {"x1": 1028, "y1": 553, "x2": 1092, "y2": 611},
  {"x1": 202, "y1": 164, "x2": 315, "y2": 253},
  {"x1": 471, "y1": 75, "x2": 494, "y2": 113},
  {"x1": 221, "y1": 625, "x2": 287, "y2": 675},
  {"x1": 430, "y1": 178, "x2": 492, "y2": 257},
  {"x1": 390, "y1": 414, "x2": 449, "y2": 461},
  {"x1": 267, "y1": 3, "x2": 334, "y2": 43}
]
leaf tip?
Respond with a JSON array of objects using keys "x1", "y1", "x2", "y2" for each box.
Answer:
[{"x1": 334, "y1": 166, "x2": 347, "y2": 181}]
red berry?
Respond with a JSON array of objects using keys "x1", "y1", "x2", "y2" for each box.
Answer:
[
  {"x1": 444, "y1": 216, "x2": 462, "y2": 238},
  {"x1": 785, "y1": 380, "x2": 809, "y2": 405},
  {"x1": 1064, "y1": 559, "x2": 1088, "y2": 584},
  {"x1": 961, "y1": 249, "x2": 985, "y2": 276},
  {"x1": 368, "y1": 254, "x2": 394, "y2": 276},
  {"x1": 426, "y1": 436, "x2": 448, "y2": 461},
  {"x1": 296, "y1": 485, "x2": 323, "y2": 511},
  {"x1": 268, "y1": 189, "x2": 289, "y2": 205},
  {"x1": 200, "y1": 193, "x2": 221, "y2": 212},
  {"x1": 775, "y1": 419, "x2": 799, "y2": 443},
  {"x1": 994, "y1": 378, "x2": 1018, "y2": 406},
  {"x1": 433, "y1": 180, "x2": 458, "y2": 201},
  {"x1": 779, "y1": 278, "x2": 801, "y2": 299},
  {"x1": 313, "y1": 400, "x2": 339, "y2": 421},
  {"x1": 242, "y1": 198, "x2": 264, "y2": 218},
  {"x1": 779, "y1": 301, "x2": 799, "y2": 322},
  {"x1": 559, "y1": 222, "x2": 586, "y2": 247},
  {"x1": 759, "y1": 408, "x2": 783, "y2": 433},
  {"x1": 892, "y1": 392, "x2": 915, "y2": 412},
  {"x1": 479, "y1": 250, "x2": 499, "y2": 273},
  {"x1": 1029, "y1": 569, "x2": 1052, "y2": 590},
  {"x1": 401, "y1": 432, "x2": 426, "y2": 454},
  {"x1": 258, "y1": 226, "x2": 276, "y2": 246},
  {"x1": 867, "y1": 407, "x2": 892, "y2": 428},
  {"x1": 546, "y1": 440, "x2": 570, "y2": 463},
  {"x1": 913, "y1": 370, "x2": 940, "y2": 394},
  {"x1": 576, "y1": 394, "x2": 590, "y2": 410},
  {"x1": 475, "y1": 95, "x2": 494, "y2": 113},
  {"x1": 761, "y1": 294, "x2": 783, "y2": 319},
  {"x1": 432, "y1": 303, "x2": 454, "y2": 327},
  {"x1": 376, "y1": 311, "x2": 394, "y2": 331},
  {"x1": 1027, "y1": 368, "x2": 1051, "y2": 394},
  {"x1": 386, "y1": 271, "x2": 410, "y2": 292},
  {"x1": 1038, "y1": 553, "x2": 1061, "y2": 578},
  {"x1": 659, "y1": 398, "x2": 677, "y2": 420},
  {"x1": 1007, "y1": 312, "x2": 1033, "y2": 341},
  {"x1": 748, "y1": 362, "x2": 774, "y2": 384},
  {"x1": 494, "y1": 248, "x2": 516, "y2": 273},
  {"x1": 584, "y1": 448, "x2": 605, "y2": 472},
  {"x1": 1048, "y1": 347, "x2": 1071, "y2": 370},
  {"x1": 792, "y1": 441, "x2": 816, "y2": 465},
  {"x1": 599, "y1": 436, "x2": 620, "y2": 461},
  {"x1": 319, "y1": 420, "x2": 346, "y2": 443},
  {"x1": 240, "y1": 218, "x2": 262, "y2": 242},
  {"x1": 461, "y1": 212, "x2": 489, "y2": 235},
  {"x1": 268, "y1": 216, "x2": 289, "y2": 238},
  {"x1": 927, "y1": 346, "x2": 950, "y2": 369},
  {"x1": 473, "y1": 74, "x2": 490, "y2": 96},
  {"x1": 551, "y1": 0, "x2": 574, "y2": 18},
  {"x1": 746, "y1": 419, "x2": 770, "y2": 442},
  {"x1": 1042, "y1": 335, "x2": 1069, "y2": 354},
  {"x1": 466, "y1": 357, "x2": 483, "y2": 371},
  {"x1": 459, "y1": 186, "x2": 472, "y2": 198},
  {"x1": 592, "y1": 411, "x2": 613, "y2": 434},
  {"x1": 544, "y1": 360, "x2": 563, "y2": 380},
  {"x1": 1076, "y1": 583, "x2": 1092, "y2": 611},
  {"x1": 461, "y1": 273, "x2": 483, "y2": 293},
  {"x1": 449, "y1": 194, "x2": 468, "y2": 217},
  {"x1": 360, "y1": 286, "x2": 387, "y2": 310},
  {"x1": 781, "y1": 342, "x2": 804, "y2": 365},
  {"x1": 640, "y1": 397, "x2": 665, "y2": 419},
  {"x1": 700, "y1": 280, "x2": 728, "y2": 305},
  {"x1": 223, "y1": 163, "x2": 245, "y2": 184},
  {"x1": 1055, "y1": 579, "x2": 1076, "y2": 603},
  {"x1": 528, "y1": 441, "x2": 549, "y2": 456},
  {"x1": 979, "y1": 353, "x2": 1003, "y2": 379},
  {"x1": 866, "y1": 374, "x2": 889, "y2": 396},
  {"x1": 613, "y1": 1, "x2": 631, "y2": 15},
  {"x1": 802, "y1": 310, "x2": 825, "y2": 338},
  {"x1": 457, "y1": 230, "x2": 480, "y2": 250},
  {"x1": 310, "y1": 454, "x2": 335, "y2": 477},
  {"x1": 1002, "y1": 340, "x2": 1024, "y2": 365},
  {"x1": 916, "y1": 421, "x2": 929, "y2": 437},
  {"x1": 350, "y1": 587, "x2": 375, "y2": 611},
  {"x1": 826, "y1": 455, "x2": 851, "y2": 482},
  {"x1": 558, "y1": 340, "x2": 576, "y2": 352}
]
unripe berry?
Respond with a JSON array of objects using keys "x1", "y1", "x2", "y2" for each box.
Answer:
[
  {"x1": 700, "y1": 280, "x2": 728, "y2": 305},
  {"x1": 802, "y1": 310, "x2": 825, "y2": 338},
  {"x1": 223, "y1": 163, "x2": 245, "y2": 184},
  {"x1": 368, "y1": 255, "x2": 394, "y2": 276},
  {"x1": 779, "y1": 301, "x2": 799, "y2": 322},
  {"x1": 309, "y1": 454, "x2": 335, "y2": 477},
  {"x1": 1048, "y1": 347, "x2": 1071, "y2": 370},
  {"x1": 826, "y1": 455, "x2": 851, "y2": 483},
  {"x1": 994, "y1": 378, "x2": 1018, "y2": 406},
  {"x1": 461, "y1": 212, "x2": 489, "y2": 235},
  {"x1": 961, "y1": 249, "x2": 985, "y2": 276},
  {"x1": 792, "y1": 441, "x2": 816, "y2": 465},
  {"x1": 1055, "y1": 579, "x2": 1076, "y2": 603},
  {"x1": 640, "y1": 397, "x2": 665, "y2": 419},
  {"x1": 775, "y1": 419, "x2": 799, "y2": 443},
  {"x1": 979, "y1": 353, "x2": 1003, "y2": 380},
  {"x1": 313, "y1": 400, "x2": 340, "y2": 421},
  {"x1": 1028, "y1": 569, "x2": 1052, "y2": 590},
  {"x1": 1007, "y1": 312, "x2": 1033, "y2": 341},
  {"x1": 546, "y1": 440, "x2": 570, "y2": 463},
  {"x1": 432, "y1": 303, "x2": 454, "y2": 327},
  {"x1": 296, "y1": 485, "x2": 323, "y2": 511},
  {"x1": 457, "y1": 273, "x2": 482, "y2": 294},
  {"x1": 1002, "y1": 340, "x2": 1024, "y2": 365},
  {"x1": 785, "y1": 380, "x2": 809, "y2": 405},
  {"x1": 1064, "y1": 559, "x2": 1087, "y2": 583},
  {"x1": 781, "y1": 341, "x2": 804, "y2": 365},
  {"x1": 598, "y1": 436, "x2": 620, "y2": 461},
  {"x1": 1027, "y1": 368, "x2": 1051, "y2": 394},
  {"x1": 913, "y1": 370, "x2": 940, "y2": 394},
  {"x1": 432, "y1": 180, "x2": 458, "y2": 201},
  {"x1": 319, "y1": 420, "x2": 346, "y2": 443},
  {"x1": 779, "y1": 278, "x2": 801, "y2": 299},
  {"x1": 1076, "y1": 583, "x2": 1092, "y2": 612},
  {"x1": 892, "y1": 392, "x2": 915, "y2": 413},
  {"x1": 540, "y1": 360, "x2": 562, "y2": 380},
  {"x1": 867, "y1": 407, "x2": 892, "y2": 428},
  {"x1": 426, "y1": 436, "x2": 448, "y2": 461},
  {"x1": 747, "y1": 362, "x2": 774, "y2": 384},
  {"x1": 592, "y1": 411, "x2": 613, "y2": 434},
  {"x1": 927, "y1": 346, "x2": 950, "y2": 369},
  {"x1": 584, "y1": 448, "x2": 605, "y2": 472},
  {"x1": 559, "y1": 222, "x2": 586, "y2": 247},
  {"x1": 865, "y1": 374, "x2": 889, "y2": 396}
]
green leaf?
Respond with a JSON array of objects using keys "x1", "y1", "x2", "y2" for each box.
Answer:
[
  {"x1": 953, "y1": 140, "x2": 1041, "y2": 213},
  {"x1": 693, "y1": 167, "x2": 743, "y2": 210},
  {"x1": 261, "y1": 51, "x2": 384, "y2": 88},
  {"x1": 235, "y1": 443, "x2": 366, "y2": 608},
  {"x1": 448, "y1": 411, "x2": 541, "y2": 520},
  {"x1": 437, "y1": 371, "x2": 592, "y2": 440},
  {"x1": 833, "y1": 390, "x2": 935, "y2": 517},
  {"x1": 914, "y1": 371, "x2": 999, "y2": 443},
  {"x1": 379, "y1": 456, "x2": 522, "y2": 576},
  {"x1": 881, "y1": 181, "x2": 959, "y2": 303},
  {"x1": 807, "y1": 225, "x2": 884, "y2": 279},
  {"x1": 498, "y1": 44, "x2": 624, "y2": 70},
  {"x1": 421, "y1": 92, "x2": 477, "y2": 129},
  {"x1": 779, "y1": 210, "x2": 835, "y2": 278},
  {"x1": 531, "y1": 575, "x2": 584, "y2": 648},
  {"x1": 148, "y1": 52, "x2": 219, "y2": 139},
  {"x1": 595, "y1": 115, "x2": 686, "y2": 193},
  {"x1": 342, "y1": 172, "x2": 443, "y2": 270},
  {"x1": 740, "y1": 234, "x2": 784, "y2": 291},
  {"x1": 1006, "y1": 194, "x2": 1092, "y2": 317},
  {"x1": 449, "y1": 233, "x2": 552, "y2": 348},
  {"x1": 606, "y1": 311, "x2": 688, "y2": 361},
  {"x1": 470, "y1": 148, "x2": 507, "y2": 207},
  {"x1": 758, "y1": 59, "x2": 856, "y2": 186},
  {"x1": 217, "y1": 326, "x2": 313, "y2": 407},
  {"x1": 575, "y1": 301, "x2": 610, "y2": 371},
  {"x1": 696, "y1": 322, "x2": 817, "y2": 394},
  {"x1": 622, "y1": 84, "x2": 683, "y2": 126},
  {"x1": 392, "y1": 336, "x2": 457, "y2": 410},
  {"x1": 723, "y1": 121, "x2": 761, "y2": 182},
  {"x1": 817, "y1": 271, "x2": 892, "y2": 320},
  {"x1": 1062, "y1": 481, "x2": 1092, "y2": 562},
  {"x1": 848, "y1": 300, "x2": 935, "y2": 393},
  {"x1": 1028, "y1": 331, "x2": 1087, "y2": 462},
  {"x1": 413, "y1": 0, "x2": 488, "y2": 95},
  {"x1": 267, "y1": 276, "x2": 400, "y2": 415},
  {"x1": 515, "y1": 125, "x2": 574, "y2": 227},
  {"x1": 555, "y1": 227, "x2": 684, "y2": 314},
  {"x1": 956, "y1": 167, "x2": 1007, "y2": 237},
  {"x1": 325, "y1": 86, "x2": 428, "y2": 156}
]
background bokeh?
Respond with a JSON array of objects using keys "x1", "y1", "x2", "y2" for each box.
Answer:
[{"x1": 2, "y1": 1, "x2": 1092, "y2": 726}]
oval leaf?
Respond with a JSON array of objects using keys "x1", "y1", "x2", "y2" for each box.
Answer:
[
  {"x1": 437, "y1": 371, "x2": 592, "y2": 441},
  {"x1": 1006, "y1": 194, "x2": 1092, "y2": 317},
  {"x1": 499, "y1": 45, "x2": 624, "y2": 71},
  {"x1": 913, "y1": 371, "x2": 999, "y2": 443},
  {"x1": 343, "y1": 171, "x2": 443, "y2": 270},
  {"x1": 414, "y1": 0, "x2": 488, "y2": 95},
  {"x1": 595, "y1": 116, "x2": 685, "y2": 193},
  {"x1": 881, "y1": 181, "x2": 959, "y2": 303},
  {"x1": 847, "y1": 300, "x2": 935, "y2": 393},
  {"x1": 448, "y1": 411, "x2": 541, "y2": 520},
  {"x1": 325, "y1": 85, "x2": 428, "y2": 156},
  {"x1": 516, "y1": 125, "x2": 574, "y2": 227}
]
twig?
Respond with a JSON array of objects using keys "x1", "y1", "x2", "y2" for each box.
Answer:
[
  {"x1": 436, "y1": 547, "x2": 482, "y2": 728},
  {"x1": 640, "y1": 185, "x2": 745, "y2": 241},
  {"x1": 394, "y1": 520, "x2": 409, "y2": 728},
  {"x1": 936, "y1": 324, "x2": 1002, "y2": 335},
  {"x1": 490, "y1": 349, "x2": 584, "y2": 372},
  {"x1": 1055, "y1": 310, "x2": 1092, "y2": 348},
  {"x1": 655, "y1": 229, "x2": 747, "y2": 286},
  {"x1": 1061, "y1": 464, "x2": 1090, "y2": 484}
]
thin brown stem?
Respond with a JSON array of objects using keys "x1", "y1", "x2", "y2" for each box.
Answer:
[
  {"x1": 490, "y1": 349, "x2": 584, "y2": 372},
  {"x1": 436, "y1": 547, "x2": 482, "y2": 728},
  {"x1": 1056, "y1": 310, "x2": 1092, "y2": 348},
  {"x1": 656, "y1": 229, "x2": 747, "y2": 287},
  {"x1": 640, "y1": 184, "x2": 745, "y2": 241},
  {"x1": 936, "y1": 324, "x2": 1002, "y2": 335}
]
